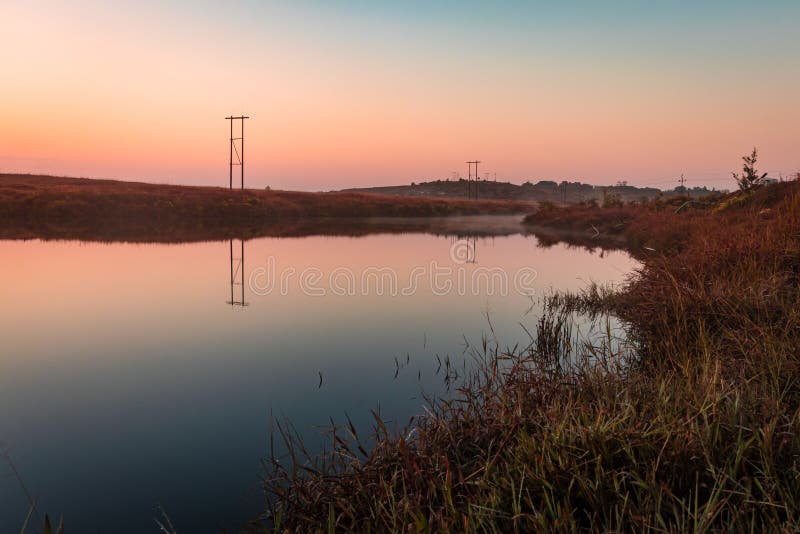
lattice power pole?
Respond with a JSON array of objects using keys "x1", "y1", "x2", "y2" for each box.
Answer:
[
  {"x1": 226, "y1": 115, "x2": 249, "y2": 189},
  {"x1": 466, "y1": 160, "x2": 481, "y2": 199}
]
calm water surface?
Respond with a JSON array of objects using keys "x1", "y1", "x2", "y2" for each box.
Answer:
[{"x1": 0, "y1": 223, "x2": 637, "y2": 532}]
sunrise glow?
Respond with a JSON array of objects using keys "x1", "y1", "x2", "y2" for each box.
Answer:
[{"x1": 1, "y1": 1, "x2": 798, "y2": 189}]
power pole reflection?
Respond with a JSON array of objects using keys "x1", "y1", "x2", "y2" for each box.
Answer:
[{"x1": 227, "y1": 239, "x2": 249, "y2": 307}]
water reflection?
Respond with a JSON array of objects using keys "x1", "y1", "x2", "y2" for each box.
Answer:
[
  {"x1": 0, "y1": 231, "x2": 639, "y2": 533},
  {"x1": 448, "y1": 234, "x2": 478, "y2": 264},
  {"x1": 227, "y1": 239, "x2": 249, "y2": 307}
]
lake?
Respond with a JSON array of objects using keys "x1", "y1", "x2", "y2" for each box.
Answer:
[{"x1": 0, "y1": 217, "x2": 638, "y2": 533}]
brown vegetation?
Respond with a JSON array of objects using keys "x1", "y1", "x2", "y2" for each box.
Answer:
[
  {"x1": 341, "y1": 178, "x2": 716, "y2": 204},
  {"x1": 0, "y1": 174, "x2": 533, "y2": 242},
  {"x1": 253, "y1": 181, "x2": 800, "y2": 532}
]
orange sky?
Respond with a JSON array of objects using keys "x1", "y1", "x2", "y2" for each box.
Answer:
[{"x1": 1, "y1": 1, "x2": 798, "y2": 190}]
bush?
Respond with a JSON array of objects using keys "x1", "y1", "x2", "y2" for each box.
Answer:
[
  {"x1": 601, "y1": 190, "x2": 623, "y2": 208},
  {"x1": 537, "y1": 200, "x2": 557, "y2": 213}
]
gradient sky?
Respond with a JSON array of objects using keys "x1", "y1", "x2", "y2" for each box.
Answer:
[{"x1": 1, "y1": 1, "x2": 798, "y2": 190}]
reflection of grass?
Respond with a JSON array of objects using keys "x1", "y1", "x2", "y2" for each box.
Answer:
[
  {"x1": 2, "y1": 446, "x2": 64, "y2": 534},
  {"x1": 4, "y1": 442, "x2": 178, "y2": 533},
  {"x1": 255, "y1": 181, "x2": 800, "y2": 531},
  {"x1": 0, "y1": 174, "x2": 533, "y2": 242}
]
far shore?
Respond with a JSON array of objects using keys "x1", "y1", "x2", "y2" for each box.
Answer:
[{"x1": 0, "y1": 174, "x2": 535, "y2": 242}]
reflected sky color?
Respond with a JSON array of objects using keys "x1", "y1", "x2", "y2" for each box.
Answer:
[
  {"x1": 1, "y1": 1, "x2": 798, "y2": 190},
  {"x1": 0, "y1": 232, "x2": 638, "y2": 532}
]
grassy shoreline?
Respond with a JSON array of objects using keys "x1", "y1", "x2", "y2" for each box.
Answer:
[
  {"x1": 256, "y1": 180, "x2": 800, "y2": 531},
  {"x1": 0, "y1": 174, "x2": 533, "y2": 242}
]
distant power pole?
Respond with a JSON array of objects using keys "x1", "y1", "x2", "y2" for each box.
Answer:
[
  {"x1": 465, "y1": 160, "x2": 481, "y2": 199},
  {"x1": 226, "y1": 115, "x2": 250, "y2": 189},
  {"x1": 679, "y1": 173, "x2": 691, "y2": 197}
]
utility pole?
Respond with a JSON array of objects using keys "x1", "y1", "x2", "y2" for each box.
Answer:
[
  {"x1": 465, "y1": 160, "x2": 481, "y2": 199},
  {"x1": 226, "y1": 115, "x2": 249, "y2": 189},
  {"x1": 679, "y1": 173, "x2": 691, "y2": 197}
]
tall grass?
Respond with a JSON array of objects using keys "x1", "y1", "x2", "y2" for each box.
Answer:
[{"x1": 252, "y1": 182, "x2": 800, "y2": 532}]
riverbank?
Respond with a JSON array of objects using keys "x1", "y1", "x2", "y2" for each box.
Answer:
[
  {"x1": 258, "y1": 180, "x2": 800, "y2": 531},
  {"x1": 0, "y1": 174, "x2": 533, "y2": 242}
]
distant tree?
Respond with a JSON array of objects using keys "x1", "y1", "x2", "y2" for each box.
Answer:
[{"x1": 732, "y1": 148, "x2": 767, "y2": 191}]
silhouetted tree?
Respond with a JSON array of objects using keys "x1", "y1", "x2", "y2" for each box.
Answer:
[{"x1": 733, "y1": 148, "x2": 767, "y2": 191}]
